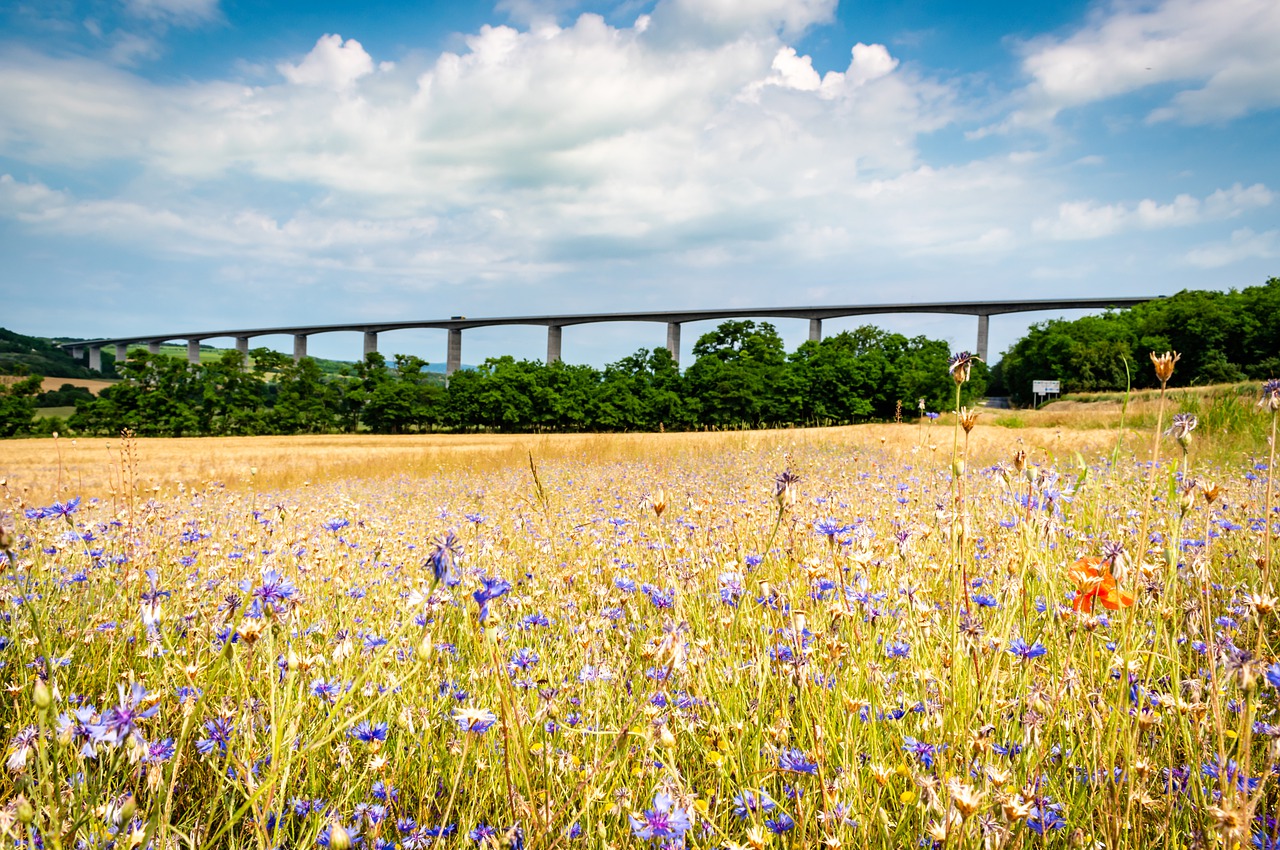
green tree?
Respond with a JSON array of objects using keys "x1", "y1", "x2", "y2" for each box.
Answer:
[{"x1": 0, "y1": 371, "x2": 43, "y2": 437}]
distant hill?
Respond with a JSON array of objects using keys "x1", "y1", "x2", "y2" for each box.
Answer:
[{"x1": 0, "y1": 328, "x2": 98, "y2": 379}]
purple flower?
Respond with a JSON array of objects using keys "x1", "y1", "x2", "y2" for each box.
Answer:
[
  {"x1": 196, "y1": 716, "x2": 234, "y2": 756},
  {"x1": 629, "y1": 792, "x2": 691, "y2": 843},
  {"x1": 349, "y1": 720, "x2": 388, "y2": 744},
  {"x1": 427, "y1": 531, "x2": 463, "y2": 587},
  {"x1": 1007, "y1": 636, "x2": 1048, "y2": 661},
  {"x1": 902, "y1": 736, "x2": 946, "y2": 770},
  {"x1": 732, "y1": 789, "x2": 776, "y2": 819},
  {"x1": 473, "y1": 575, "x2": 512, "y2": 624},
  {"x1": 91, "y1": 683, "x2": 158, "y2": 748},
  {"x1": 778, "y1": 747, "x2": 819, "y2": 775}
]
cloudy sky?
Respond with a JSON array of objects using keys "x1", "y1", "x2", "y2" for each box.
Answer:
[{"x1": 2, "y1": 0, "x2": 1277, "y2": 367}]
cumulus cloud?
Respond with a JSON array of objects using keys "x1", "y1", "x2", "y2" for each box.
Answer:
[
  {"x1": 1185, "y1": 228, "x2": 1278, "y2": 268},
  {"x1": 279, "y1": 34, "x2": 379, "y2": 89},
  {"x1": 1011, "y1": 0, "x2": 1280, "y2": 126},
  {"x1": 1033, "y1": 183, "x2": 1273, "y2": 240}
]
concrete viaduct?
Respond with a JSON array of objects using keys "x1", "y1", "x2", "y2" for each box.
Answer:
[{"x1": 63, "y1": 296, "x2": 1156, "y2": 376}]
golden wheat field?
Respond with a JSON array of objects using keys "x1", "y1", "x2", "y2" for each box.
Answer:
[{"x1": 0, "y1": 413, "x2": 1136, "y2": 507}]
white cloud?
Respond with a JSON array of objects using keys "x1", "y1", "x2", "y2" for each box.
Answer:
[
  {"x1": 1185, "y1": 228, "x2": 1278, "y2": 268},
  {"x1": 1033, "y1": 183, "x2": 1273, "y2": 240},
  {"x1": 279, "y1": 34, "x2": 378, "y2": 89},
  {"x1": 123, "y1": 0, "x2": 219, "y2": 25},
  {"x1": 1013, "y1": 0, "x2": 1280, "y2": 126},
  {"x1": 646, "y1": 0, "x2": 836, "y2": 44}
]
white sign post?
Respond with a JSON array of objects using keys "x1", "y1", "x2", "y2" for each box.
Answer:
[{"x1": 1032, "y1": 379, "x2": 1061, "y2": 408}]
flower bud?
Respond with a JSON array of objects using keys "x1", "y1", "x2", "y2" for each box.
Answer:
[
  {"x1": 16, "y1": 796, "x2": 34, "y2": 824},
  {"x1": 329, "y1": 825, "x2": 352, "y2": 850},
  {"x1": 659, "y1": 726, "x2": 677, "y2": 749},
  {"x1": 33, "y1": 678, "x2": 52, "y2": 711},
  {"x1": 119, "y1": 794, "x2": 137, "y2": 824}
]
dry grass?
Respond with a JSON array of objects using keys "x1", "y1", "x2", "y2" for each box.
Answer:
[
  {"x1": 39, "y1": 376, "x2": 118, "y2": 394},
  {"x1": 0, "y1": 422, "x2": 1133, "y2": 506}
]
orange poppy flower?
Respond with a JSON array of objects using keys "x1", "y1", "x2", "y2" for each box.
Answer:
[{"x1": 1068, "y1": 557, "x2": 1135, "y2": 613}]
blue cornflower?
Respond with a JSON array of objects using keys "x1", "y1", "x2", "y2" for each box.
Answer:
[
  {"x1": 321, "y1": 518, "x2": 350, "y2": 532},
  {"x1": 765, "y1": 812, "x2": 796, "y2": 834},
  {"x1": 473, "y1": 576, "x2": 512, "y2": 624},
  {"x1": 349, "y1": 720, "x2": 388, "y2": 744},
  {"x1": 509, "y1": 647, "x2": 540, "y2": 672},
  {"x1": 1007, "y1": 636, "x2": 1048, "y2": 661},
  {"x1": 427, "y1": 531, "x2": 463, "y2": 587},
  {"x1": 732, "y1": 789, "x2": 776, "y2": 819},
  {"x1": 252, "y1": 570, "x2": 297, "y2": 611},
  {"x1": 142, "y1": 737, "x2": 176, "y2": 764},
  {"x1": 902, "y1": 737, "x2": 946, "y2": 770},
  {"x1": 629, "y1": 792, "x2": 691, "y2": 843},
  {"x1": 453, "y1": 706, "x2": 498, "y2": 734},
  {"x1": 972, "y1": 593, "x2": 999, "y2": 608},
  {"x1": 885, "y1": 640, "x2": 911, "y2": 659},
  {"x1": 90, "y1": 683, "x2": 158, "y2": 748},
  {"x1": 814, "y1": 518, "x2": 850, "y2": 540},
  {"x1": 778, "y1": 747, "x2": 819, "y2": 775},
  {"x1": 311, "y1": 678, "x2": 343, "y2": 704},
  {"x1": 196, "y1": 716, "x2": 234, "y2": 755},
  {"x1": 1266, "y1": 663, "x2": 1280, "y2": 690},
  {"x1": 1027, "y1": 800, "x2": 1067, "y2": 834}
]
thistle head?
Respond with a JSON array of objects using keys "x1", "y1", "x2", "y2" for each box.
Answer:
[
  {"x1": 1149, "y1": 350, "x2": 1180, "y2": 385},
  {"x1": 948, "y1": 351, "x2": 981, "y2": 385},
  {"x1": 773, "y1": 470, "x2": 800, "y2": 510},
  {"x1": 1163, "y1": 412, "x2": 1197, "y2": 449},
  {"x1": 1259, "y1": 379, "x2": 1280, "y2": 413}
]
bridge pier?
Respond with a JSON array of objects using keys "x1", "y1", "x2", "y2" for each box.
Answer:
[
  {"x1": 976, "y1": 314, "x2": 990, "y2": 363},
  {"x1": 187, "y1": 340, "x2": 201, "y2": 365},
  {"x1": 293, "y1": 334, "x2": 308, "y2": 362},
  {"x1": 88, "y1": 346, "x2": 101, "y2": 372},
  {"x1": 546, "y1": 326, "x2": 562, "y2": 365},
  {"x1": 666, "y1": 322, "x2": 681, "y2": 367},
  {"x1": 363, "y1": 332, "x2": 378, "y2": 359},
  {"x1": 446, "y1": 329, "x2": 462, "y2": 376},
  {"x1": 115, "y1": 343, "x2": 128, "y2": 364},
  {"x1": 809, "y1": 318, "x2": 822, "y2": 343},
  {"x1": 236, "y1": 337, "x2": 250, "y2": 368},
  {"x1": 148, "y1": 341, "x2": 161, "y2": 355},
  {"x1": 71, "y1": 346, "x2": 84, "y2": 363}
]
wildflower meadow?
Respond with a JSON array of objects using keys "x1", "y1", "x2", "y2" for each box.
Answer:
[{"x1": 2, "y1": 362, "x2": 1280, "y2": 849}]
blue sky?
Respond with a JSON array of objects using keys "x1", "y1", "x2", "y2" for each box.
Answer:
[{"x1": 2, "y1": 0, "x2": 1276, "y2": 368}]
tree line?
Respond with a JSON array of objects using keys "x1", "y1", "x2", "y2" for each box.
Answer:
[
  {"x1": 0, "y1": 321, "x2": 980, "y2": 437},
  {"x1": 993, "y1": 277, "x2": 1280, "y2": 405}
]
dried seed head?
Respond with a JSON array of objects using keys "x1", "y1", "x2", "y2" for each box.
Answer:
[
  {"x1": 959, "y1": 407, "x2": 980, "y2": 434},
  {"x1": 1149, "y1": 350, "x2": 1180, "y2": 385}
]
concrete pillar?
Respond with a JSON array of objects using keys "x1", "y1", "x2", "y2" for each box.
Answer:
[
  {"x1": 976, "y1": 314, "x2": 990, "y2": 363},
  {"x1": 88, "y1": 346, "x2": 101, "y2": 372},
  {"x1": 293, "y1": 334, "x2": 308, "y2": 363},
  {"x1": 363, "y1": 331, "x2": 378, "y2": 359},
  {"x1": 187, "y1": 339, "x2": 201, "y2": 365},
  {"x1": 71, "y1": 346, "x2": 84, "y2": 361},
  {"x1": 114, "y1": 344, "x2": 128, "y2": 363},
  {"x1": 236, "y1": 337, "x2": 250, "y2": 368},
  {"x1": 809, "y1": 318, "x2": 822, "y2": 343},
  {"x1": 665, "y1": 322, "x2": 681, "y2": 367},
  {"x1": 546, "y1": 326, "x2": 562, "y2": 365},
  {"x1": 446, "y1": 329, "x2": 462, "y2": 376},
  {"x1": 148, "y1": 342, "x2": 161, "y2": 355}
]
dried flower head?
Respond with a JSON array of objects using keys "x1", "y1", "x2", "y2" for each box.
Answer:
[
  {"x1": 948, "y1": 351, "x2": 982, "y2": 384},
  {"x1": 1164, "y1": 412, "x2": 1197, "y2": 448},
  {"x1": 1259, "y1": 378, "x2": 1280, "y2": 413},
  {"x1": 959, "y1": 407, "x2": 980, "y2": 433},
  {"x1": 1149, "y1": 350, "x2": 1180, "y2": 385},
  {"x1": 773, "y1": 470, "x2": 800, "y2": 510},
  {"x1": 650, "y1": 488, "x2": 667, "y2": 518}
]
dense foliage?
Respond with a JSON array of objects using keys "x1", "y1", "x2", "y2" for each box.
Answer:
[
  {"x1": 0, "y1": 328, "x2": 105, "y2": 380},
  {"x1": 3, "y1": 322, "x2": 978, "y2": 437},
  {"x1": 995, "y1": 277, "x2": 1280, "y2": 404}
]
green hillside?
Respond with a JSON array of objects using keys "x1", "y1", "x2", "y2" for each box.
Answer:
[{"x1": 0, "y1": 328, "x2": 98, "y2": 378}]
